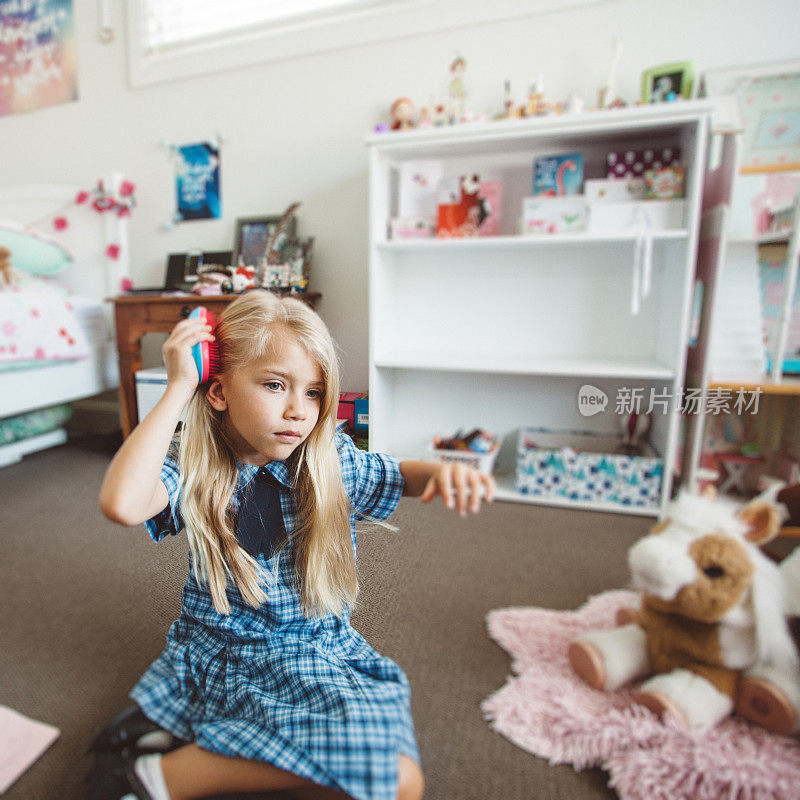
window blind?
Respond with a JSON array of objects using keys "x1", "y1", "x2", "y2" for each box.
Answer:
[{"x1": 139, "y1": 0, "x2": 394, "y2": 51}]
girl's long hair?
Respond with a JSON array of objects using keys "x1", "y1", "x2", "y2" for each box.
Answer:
[{"x1": 178, "y1": 291, "x2": 354, "y2": 617}]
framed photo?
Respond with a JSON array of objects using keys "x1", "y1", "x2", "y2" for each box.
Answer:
[
  {"x1": 641, "y1": 62, "x2": 694, "y2": 104},
  {"x1": 232, "y1": 215, "x2": 296, "y2": 269},
  {"x1": 266, "y1": 263, "x2": 290, "y2": 289},
  {"x1": 702, "y1": 59, "x2": 800, "y2": 174}
]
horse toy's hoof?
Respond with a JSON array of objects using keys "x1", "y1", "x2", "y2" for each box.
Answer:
[
  {"x1": 568, "y1": 641, "x2": 606, "y2": 690},
  {"x1": 632, "y1": 689, "x2": 688, "y2": 727},
  {"x1": 736, "y1": 677, "x2": 796, "y2": 736}
]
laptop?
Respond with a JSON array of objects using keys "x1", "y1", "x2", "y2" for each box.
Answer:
[{"x1": 124, "y1": 250, "x2": 233, "y2": 294}]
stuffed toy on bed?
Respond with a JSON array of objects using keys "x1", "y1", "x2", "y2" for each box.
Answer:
[
  {"x1": 0, "y1": 246, "x2": 16, "y2": 287},
  {"x1": 569, "y1": 489, "x2": 800, "y2": 734}
]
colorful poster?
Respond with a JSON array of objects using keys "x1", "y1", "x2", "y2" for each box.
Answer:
[
  {"x1": 175, "y1": 142, "x2": 221, "y2": 221},
  {"x1": 0, "y1": 0, "x2": 78, "y2": 118}
]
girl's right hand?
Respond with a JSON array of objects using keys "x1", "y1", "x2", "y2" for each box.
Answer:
[{"x1": 161, "y1": 316, "x2": 215, "y2": 390}]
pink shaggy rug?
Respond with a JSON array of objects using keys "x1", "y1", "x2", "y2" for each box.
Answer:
[{"x1": 482, "y1": 590, "x2": 800, "y2": 800}]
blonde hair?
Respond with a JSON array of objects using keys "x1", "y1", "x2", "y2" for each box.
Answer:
[{"x1": 178, "y1": 291, "x2": 354, "y2": 617}]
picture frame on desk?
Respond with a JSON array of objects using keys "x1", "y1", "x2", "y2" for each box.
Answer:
[
  {"x1": 266, "y1": 263, "x2": 290, "y2": 289},
  {"x1": 233, "y1": 215, "x2": 296, "y2": 269}
]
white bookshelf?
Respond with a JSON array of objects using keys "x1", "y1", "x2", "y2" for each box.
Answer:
[{"x1": 366, "y1": 101, "x2": 714, "y2": 516}]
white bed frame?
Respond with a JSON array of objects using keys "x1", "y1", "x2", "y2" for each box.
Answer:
[{"x1": 0, "y1": 180, "x2": 128, "y2": 466}]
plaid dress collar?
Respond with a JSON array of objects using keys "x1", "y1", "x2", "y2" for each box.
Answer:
[{"x1": 235, "y1": 459, "x2": 293, "y2": 491}]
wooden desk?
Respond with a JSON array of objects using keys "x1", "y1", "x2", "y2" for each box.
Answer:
[{"x1": 111, "y1": 292, "x2": 320, "y2": 438}]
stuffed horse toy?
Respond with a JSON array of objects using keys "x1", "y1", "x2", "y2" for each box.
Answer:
[{"x1": 569, "y1": 490, "x2": 800, "y2": 734}]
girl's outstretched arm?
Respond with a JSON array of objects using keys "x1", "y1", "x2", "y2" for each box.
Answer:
[
  {"x1": 98, "y1": 316, "x2": 214, "y2": 526},
  {"x1": 400, "y1": 460, "x2": 495, "y2": 517}
]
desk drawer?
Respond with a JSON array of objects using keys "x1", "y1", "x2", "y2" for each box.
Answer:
[{"x1": 146, "y1": 300, "x2": 220, "y2": 324}]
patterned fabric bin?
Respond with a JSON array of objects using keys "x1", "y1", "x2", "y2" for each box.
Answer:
[{"x1": 515, "y1": 427, "x2": 663, "y2": 509}]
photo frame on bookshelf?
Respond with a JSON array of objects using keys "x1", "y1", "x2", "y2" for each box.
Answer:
[{"x1": 641, "y1": 61, "x2": 694, "y2": 104}]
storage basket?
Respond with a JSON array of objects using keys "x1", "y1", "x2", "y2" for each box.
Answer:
[
  {"x1": 429, "y1": 439, "x2": 501, "y2": 475},
  {"x1": 515, "y1": 427, "x2": 662, "y2": 509}
]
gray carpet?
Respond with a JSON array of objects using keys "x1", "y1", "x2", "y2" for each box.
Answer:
[{"x1": 1, "y1": 434, "x2": 652, "y2": 800}]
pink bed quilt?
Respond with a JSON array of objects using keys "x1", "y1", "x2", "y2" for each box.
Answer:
[{"x1": 0, "y1": 282, "x2": 90, "y2": 366}]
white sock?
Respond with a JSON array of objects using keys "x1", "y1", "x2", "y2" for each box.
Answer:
[
  {"x1": 133, "y1": 753, "x2": 170, "y2": 800},
  {"x1": 135, "y1": 730, "x2": 176, "y2": 751}
]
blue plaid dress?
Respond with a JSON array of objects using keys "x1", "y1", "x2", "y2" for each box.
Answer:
[{"x1": 130, "y1": 432, "x2": 419, "y2": 800}]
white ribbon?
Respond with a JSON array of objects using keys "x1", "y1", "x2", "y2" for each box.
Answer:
[{"x1": 630, "y1": 207, "x2": 654, "y2": 315}]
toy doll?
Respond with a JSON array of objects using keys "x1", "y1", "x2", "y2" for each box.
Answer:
[{"x1": 391, "y1": 97, "x2": 416, "y2": 130}]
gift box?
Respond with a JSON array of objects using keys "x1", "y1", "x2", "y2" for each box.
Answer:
[
  {"x1": 587, "y1": 199, "x2": 685, "y2": 233},
  {"x1": 584, "y1": 177, "x2": 647, "y2": 203},
  {"x1": 436, "y1": 175, "x2": 483, "y2": 238},
  {"x1": 522, "y1": 196, "x2": 587, "y2": 235},
  {"x1": 389, "y1": 217, "x2": 436, "y2": 239},
  {"x1": 398, "y1": 160, "x2": 443, "y2": 218},
  {"x1": 606, "y1": 147, "x2": 680, "y2": 178},
  {"x1": 515, "y1": 427, "x2": 663, "y2": 509},
  {"x1": 645, "y1": 166, "x2": 684, "y2": 199}
]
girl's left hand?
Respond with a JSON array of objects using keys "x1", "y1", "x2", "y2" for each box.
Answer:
[{"x1": 420, "y1": 462, "x2": 496, "y2": 517}]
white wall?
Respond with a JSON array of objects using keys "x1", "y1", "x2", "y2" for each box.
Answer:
[{"x1": 2, "y1": 0, "x2": 799, "y2": 389}]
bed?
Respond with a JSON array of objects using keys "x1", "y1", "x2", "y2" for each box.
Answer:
[{"x1": 0, "y1": 181, "x2": 126, "y2": 467}]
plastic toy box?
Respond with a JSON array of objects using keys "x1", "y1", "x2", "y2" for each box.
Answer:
[
  {"x1": 515, "y1": 427, "x2": 663, "y2": 509},
  {"x1": 429, "y1": 438, "x2": 501, "y2": 475},
  {"x1": 136, "y1": 368, "x2": 186, "y2": 424}
]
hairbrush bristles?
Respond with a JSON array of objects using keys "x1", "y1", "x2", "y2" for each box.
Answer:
[{"x1": 188, "y1": 306, "x2": 220, "y2": 384}]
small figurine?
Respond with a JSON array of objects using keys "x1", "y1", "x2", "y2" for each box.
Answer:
[
  {"x1": 494, "y1": 80, "x2": 523, "y2": 120},
  {"x1": 499, "y1": 79, "x2": 515, "y2": 119},
  {"x1": 432, "y1": 103, "x2": 451, "y2": 126},
  {"x1": 526, "y1": 73, "x2": 545, "y2": 116},
  {"x1": 565, "y1": 93, "x2": 585, "y2": 114},
  {"x1": 391, "y1": 97, "x2": 416, "y2": 130},
  {"x1": 417, "y1": 106, "x2": 434, "y2": 129},
  {"x1": 448, "y1": 55, "x2": 468, "y2": 121}
]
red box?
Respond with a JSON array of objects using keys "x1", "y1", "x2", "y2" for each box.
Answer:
[{"x1": 337, "y1": 392, "x2": 364, "y2": 428}]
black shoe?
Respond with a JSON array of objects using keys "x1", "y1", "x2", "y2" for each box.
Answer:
[
  {"x1": 84, "y1": 746, "x2": 153, "y2": 800},
  {"x1": 89, "y1": 704, "x2": 184, "y2": 754}
]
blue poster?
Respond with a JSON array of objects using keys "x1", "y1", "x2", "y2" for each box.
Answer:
[{"x1": 175, "y1": 142, "x2": 221, "y2": 221}]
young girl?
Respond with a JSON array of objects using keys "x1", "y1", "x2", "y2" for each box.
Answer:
[{"x1": 94, "y1": 290, "x2": 495, "y2": 800}]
